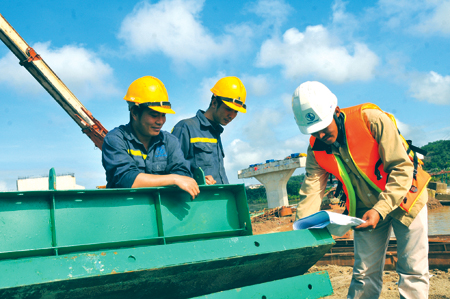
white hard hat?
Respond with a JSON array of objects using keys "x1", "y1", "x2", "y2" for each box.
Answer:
[{"x1": 292, "y1": 81, "x2": 337, "y2": 134}]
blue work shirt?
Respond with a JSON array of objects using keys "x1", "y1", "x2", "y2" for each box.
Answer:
[
  {"x1": 171, "y1": 110, "x2": 229, "y2": 184},
  {"x1": 102, "y1": 122, "x2": 192, "y2": 188}
]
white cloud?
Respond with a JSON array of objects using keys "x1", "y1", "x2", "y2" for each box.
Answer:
[
  {"x1": 224, "y1": 106, "x2": 306, "y2": 177},
  {"x1": 118, "y1": 0, "x2": 236, "y2": 65},
  {"x1": 395, "y1": 118, "x2": 450, "y2": 147},
  {"x1": 0, "y1": 52, "x2": 42, "y2": 94},
  {"x1": 376, "y1": 0, "x2": 425, "y2": 28},
  {"x1": 225, "y1": 134, "x2": 308, "y2": 182},
  {"x1": 281, "y1": 92, "x2": 293, "y2": 111},
  {"x1": 256, "y1": 25, "x2": 379, "y2": 83},
  {"x1": 240, "y1": 74, "x2": 271, "y2": 96},
  {"x1": 409, "y1": 71, "x2": 450, "y2": 105},
  {"x1": 331, "y1": 0, "x2": 359, "y2": 39},
  {"x1": 241, "y1": 109, "x2": 283, "y2": 146},
  {"x1": 0, "y1": 42, "x2": 119, "y2": 99},
  {"x1": 415, "y1": 1, "x2": 450, "y2": 34},
  {"x1": 395, "y1": 119, "x2": 413, "y2": 137},
  {"x1": 246, "y1": 0, "x2": 292, "y2": 32},
  {"x1": 165, "y1": 111, "x2": 197, "y2": 132},
  {"x1": 377, "y1": 0, "x2": 450, "y2": 35},
  {"x1": 197, "y1": 72, "x2": 227, "y2": 106}
]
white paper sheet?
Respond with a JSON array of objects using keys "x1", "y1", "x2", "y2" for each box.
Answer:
[{"x1": 293, "y1": 210, "x2": 366, "y2": 237}]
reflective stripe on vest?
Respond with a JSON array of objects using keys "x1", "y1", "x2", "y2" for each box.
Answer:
[
  {"x1": 311, "y1": 103, "x2": 430, "y2": 214},
  {"x1": 190, "y1": 137, "x2": 217, "y2": 143},
  {"x1": 127, "y1": 149, "x2": 147, "y2": 160},
  {"x1": 312, "y1": 149, "x2": 357, "y2": 216}
]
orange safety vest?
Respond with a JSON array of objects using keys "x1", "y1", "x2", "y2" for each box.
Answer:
[{"x1": 310, "y1": 103, "x2": 430, "y2": 216}]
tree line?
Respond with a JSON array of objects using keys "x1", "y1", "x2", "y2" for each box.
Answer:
[
  {"x1": 421, "y1": 140, "x2": 450, "y2": 172},
  {"x1": 245, "y1": 174, "x2": 305, "y2": 204}
]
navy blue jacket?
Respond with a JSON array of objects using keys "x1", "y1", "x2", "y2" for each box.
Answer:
[
  {"x1": 102, "y1": 123, "x2": 192, "y2": 188},
  {"x1": 171, "y1": 110, "x2": 229, "y2": 184}
]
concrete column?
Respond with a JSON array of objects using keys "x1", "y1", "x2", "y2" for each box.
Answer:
[
  {"x1": 254, "y1": 169, "x2": 296, "y2": 208},
  {"x1": 238, "y1": 157, "x2": 306, "y2": 209}
]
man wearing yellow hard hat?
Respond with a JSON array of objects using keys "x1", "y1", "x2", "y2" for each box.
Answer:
[
  {"x1": 172, "y1": 76, "x2": 247, "y2": 185},
  {"x1": 102, "y1": 76, "x2": 199, "y2": 199}
]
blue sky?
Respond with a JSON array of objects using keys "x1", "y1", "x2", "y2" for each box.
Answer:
[{"x1": 1, "y1": 0, "x2": 449, "y2": 191}]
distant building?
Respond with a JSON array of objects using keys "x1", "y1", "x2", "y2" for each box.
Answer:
[{"x1": 17, "y1": 173, "x2": 85, "y2": 191}]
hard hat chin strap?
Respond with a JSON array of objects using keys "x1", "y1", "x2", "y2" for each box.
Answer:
[
  {"x1": 215, "y1": 95, "x2": 246, "y2": 109},
  {"x1": 140, "y1": 101, "x2": 172, "y2": 108},
  {"x1": 333, "y1": 112, "x2": 346, "y2": 147}
]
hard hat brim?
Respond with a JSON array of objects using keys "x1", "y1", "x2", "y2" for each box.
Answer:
[
  {"x1": 149, "y1": 106, "x2": 176, "y2": 114},
  {"x1": 299, "y1": 113, "x2": 333, "y2": 135},
  {"x1": 222, "y1": 101, "x2": 247, "y2": 113}
]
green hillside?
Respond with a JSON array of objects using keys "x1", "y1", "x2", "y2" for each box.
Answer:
[{"x1": 421, "y1": 140, "x2": 450, "y2": 171}]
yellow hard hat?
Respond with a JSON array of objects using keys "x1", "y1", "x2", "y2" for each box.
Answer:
[
  {"x1": 124, "y1": 76, "x2": 175, "y2": 114},
  {"x1": 210, "y1": 76, "x2": 247, "y2": 113}
]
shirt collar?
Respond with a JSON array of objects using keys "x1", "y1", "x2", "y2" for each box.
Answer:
[
  {"x1": 123, "y1": 122, "x2": 164, "y2": 147},
  {"x1": 196, "y1": 110, "x2": 224, "y2": 134}
]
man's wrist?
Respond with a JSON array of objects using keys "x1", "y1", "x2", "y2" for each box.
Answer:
[{"x1": 371, "y1": 207, "x2": 384, "y2": 220}]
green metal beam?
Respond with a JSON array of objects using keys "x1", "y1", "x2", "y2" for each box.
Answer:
[
  {"x1": 0, "y1": 185, "x2": 252, "y2": 259},
  {"x1": 0, "y1": 230, "x2": 333, "y2": 299},
  {"x1": 194, "y1": 271, "x2": 333, "y2": 299},
  {"x1": 0, "y1": 182, "x2": 335, "y2": 298}
]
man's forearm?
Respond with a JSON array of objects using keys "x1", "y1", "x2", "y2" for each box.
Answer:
[{"x1": 131, "y1": 173, "x2": 177, "y2": 188}]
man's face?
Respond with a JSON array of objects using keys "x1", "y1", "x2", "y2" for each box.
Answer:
[
  {"x1": 132, "y1": 108, "x2": 166, "y2": 138},
  {"x1": 311, "y1": 119, "x2": 339, "y2": 145},
  {"x1": 212, "y1": 101, "x2": 238, "y2": 126}
]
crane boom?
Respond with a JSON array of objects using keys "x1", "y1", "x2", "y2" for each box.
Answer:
[{"x1": 0, "y1": 13, "x2": 107, "y2": 149}]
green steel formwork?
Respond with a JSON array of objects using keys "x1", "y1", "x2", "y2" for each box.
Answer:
[
  {"x1": 195, "y1": 271, "x2": 333, "y2": 299},
  {"x1": 0, "y1": 184, "x2": 252, "y2": 259},
  {"x1": 0, "y1": 173, "x2": 335, "y2": 299}
]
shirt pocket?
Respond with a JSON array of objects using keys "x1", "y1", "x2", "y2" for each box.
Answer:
[
  {"x1": 151, "y1": 160, "x2": 168, "y2": 173},
  {"x1": 193, "y1": 142, "x2": 213, "y2": 167},
  {"x1": 130, "y1": 154, "x2": 146, "y2": 171}
]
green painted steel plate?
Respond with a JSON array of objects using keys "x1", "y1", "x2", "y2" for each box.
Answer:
[
  {"x1": 194, "y1": 271, "x2": 333, "y2": 299},
  {"x1": 0, "y1": 229, "x2": 334, "y2": 299},
  {"x1": 0, "y1": 184, "x2": 252, "y2": 259},
  {"x1": 0, "y1": 183, "x2": 334, "y2": 298}
]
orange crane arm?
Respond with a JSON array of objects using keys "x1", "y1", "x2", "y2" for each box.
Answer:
[{"x1": 0, "y1": 14, "x2": 108, "y2": 149}]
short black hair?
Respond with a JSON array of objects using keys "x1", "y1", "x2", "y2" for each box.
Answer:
[
  {"x1": 208, "y1": 95, "x2": 223, "y2": 109},
  {"x1": 129, "y1": 105, "x2": 147, "y2": 122}
]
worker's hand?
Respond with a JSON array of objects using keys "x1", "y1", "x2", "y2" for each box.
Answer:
[
  {"x1": 173, "y1": 175, "x2": 200, "y2": 200},
  {"x1": 205, "y1": 175, "x2": 216, "y2": 185},
  {"x1": 354, "y1": 209, "x2": 381, "y2": 231}
]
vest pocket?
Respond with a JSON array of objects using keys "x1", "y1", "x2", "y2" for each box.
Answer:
[{"x1": 193, "y1": 142, "x2": 213, "y2": 167}]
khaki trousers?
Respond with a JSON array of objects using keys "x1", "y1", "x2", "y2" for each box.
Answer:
[{"x1": 347, "y1": 206, "x2": 429, "y2": 299}]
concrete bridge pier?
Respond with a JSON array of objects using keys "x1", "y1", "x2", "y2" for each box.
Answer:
[
  {"x1": 238, "y1": 157, "x2": 306, "y2": 209},
  {"x1": 253, "y1": 169, "x2": 296, "y2": 208}
]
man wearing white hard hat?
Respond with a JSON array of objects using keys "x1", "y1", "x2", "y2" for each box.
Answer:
[{"x1": 292, "y1": 81, "x2": 430, "y2": 298}]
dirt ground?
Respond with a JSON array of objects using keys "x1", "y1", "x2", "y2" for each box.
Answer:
[
  {"x1": 251, "y1": 203, "x2": 450, "y2": 298},
  {"x1": 308, "y1": 265, "x2": 450, "y2": 298}
]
